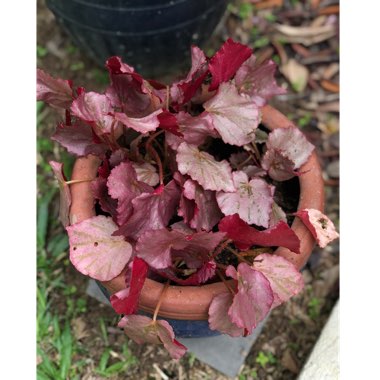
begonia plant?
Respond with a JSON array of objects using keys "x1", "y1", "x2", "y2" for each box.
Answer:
[{"x1": 37, "y1": 38, "x2": 339, "y2": 359}]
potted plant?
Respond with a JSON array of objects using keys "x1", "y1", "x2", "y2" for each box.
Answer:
[{"x1": 37, "y1": 38, "x2": 339, "y2": 359}]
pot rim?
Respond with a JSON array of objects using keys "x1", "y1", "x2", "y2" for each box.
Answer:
[{"x1": 69, "y1": 104, "x2": 325, "y2": 320}]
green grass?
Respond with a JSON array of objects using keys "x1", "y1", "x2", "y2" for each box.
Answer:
[{"x1": 36, "y1": 100, "x2": 138, "y2": 379}]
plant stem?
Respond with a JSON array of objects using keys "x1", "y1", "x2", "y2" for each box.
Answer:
[
  {"x1": 236, "y1": 154, "x2": 254, "y2": 170},
  {"x1": 66, "y1": 179, "x2": 93, "y2": 185},
  {"x1": 152, "y1": 280, "x2": 170, "y2": 322},
  {"x1": 210, "y1": 239, "x2": 232, "y2": 260},
  {"x1": 225, "y1": 246, "x2": 252, "y2": 265},
  {"x1": 216, "y1": 269, "x2": 235, "y2": 295},
  {"x1": 251, "y1": 142, "x2": 261, "y2": 161},
  {"x1": 146, "y1": 130, "x2": 165, "y2": 185}
]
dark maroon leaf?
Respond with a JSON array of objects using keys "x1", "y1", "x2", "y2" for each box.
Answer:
[
  {"x1": 52, "y1": 122, "x2": 108, "y2": 157},
  {"x1": 219, "y1": 214, "x2": 301, "y2": 253},
  {"x1": 91, "y1": 177, "x2": 118, "y2": 219},
  {"x1": 208, "y1": 38, "x2": 252, "y2": 91},
  {"x1": 115, "y1": 180, "x2": 181, "y2": 240},
  {"x1": 110, "y1": 257, "x2": 149, "y2": 315},
  {"x1": 37, "y1": 69, "x2": 73, "y2": 109},
  {"x1": 107, "y1": 161, "x2": 154, "y2": 226}
]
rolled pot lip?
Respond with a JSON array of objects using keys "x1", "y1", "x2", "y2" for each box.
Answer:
[{"x1": 69, "y1": 104, "x2": 325, "y2": 321}]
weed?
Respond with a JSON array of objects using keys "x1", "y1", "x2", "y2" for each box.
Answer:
[
  {"x1": 239, "y1": 3, "x2": 253, "y2": 19},
  {"x1": 255, "y1": 351, "x2": 277, "y2": 368},
  {"x1": 308, "y1": 297, "x2": 321, "y2": 319}
]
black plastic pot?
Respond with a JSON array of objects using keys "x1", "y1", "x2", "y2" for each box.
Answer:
[{"x1": 46, "y1": 0, "x2": 228, "y2": 79}]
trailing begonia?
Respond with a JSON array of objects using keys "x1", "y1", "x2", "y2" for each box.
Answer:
[{"x1": 39, "y1": 39, "x2": 339, "y2": 359}]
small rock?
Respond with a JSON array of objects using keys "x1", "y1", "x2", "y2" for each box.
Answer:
[{"x1": 327, "y1": 160, "x2": 339, "y2": 178}]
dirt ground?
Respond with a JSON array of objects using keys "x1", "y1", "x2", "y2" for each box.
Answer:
[{"x1": 37, "y1": 0, "x2": 339, "y2": 379}]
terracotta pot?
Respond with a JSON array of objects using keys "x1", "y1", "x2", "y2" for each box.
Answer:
[{"x1": 69, "y1": 105, "x2": 324, "y2": 321}]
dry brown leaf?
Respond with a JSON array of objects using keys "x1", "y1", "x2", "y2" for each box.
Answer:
[
  {"x1": 273, "y1": 23, "x2": 336, "y2": 46},
  {"x1": 254, "y1": 0, "x2": 283, "y2": 10},
  {"x1": 318, "y1": 5, "x2": 340, "y2": 15},
  {"x1": 281, "y1": 349, "x2": 300, "y2": 374},
  {"x1": 310, "y1": 15, "x2": 327, "y2": 28},
  {"x1": 71, "y1": 317, "x2": 89, "y2": 340},
  {"x1": 280, "y1": 59, "x2": 309, "y2": 92},
  {"x1": 322, "y1": 63, "x2": 339, "y2": 80},
  {"x1": 321, "y1": 79, "x2": 339, "y2": 93}
]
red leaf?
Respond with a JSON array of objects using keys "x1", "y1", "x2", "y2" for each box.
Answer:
[
  {"x1": 110, "y1": 257, "x2": 149, "y2": 315},
  {"x1": 176, "y1": 142, "x2": 235, "y2": 192},
  {"x1": 208, "y1": 38, "x2": 252, "y2": 91},
  {"x1": 226, "y1": 263, "x2": 273, "y2": 334},
  {"x1": 49, "y1": 161, "x2": 71, "y2": 227},
  {"x1": 67, "y1": 216, "x2": 133, "y2": 281},
  {"x1": 107, "y1": 161, "x2": 154, "y2": 226},
  {"x1": 294, "y1": 209, "x2": 339, "y2": 248},
  {"x1": 254, "y1": 254, "x2": 304, "y2": 308},
  {"x1": 170, "y1": 45, "x2": 208, "y2": 104},
  {"x1": 216, "y1": 171, "x2": 274, "y2": 228},
  {"x1": 37, "y1": 69, "x2": 73, "y2": 109},
  {"x1": 115, "y1": 180, "x2": 181, "y2": 240},
  {"x1": 158, "y1": 111, "x2": 183, "y2": 136},
  {"x1": 208, "y1": 292, "x2": 245, "y2": 337},
  {"x1": 118, "y1": 315, "x2": 187, "y2": 359},
  {"x1": 204, "y1": 82, "x2": 260, "y2": 146},
  {"x1": 52, "y1": 122, "x2": 108, "y2": 157},
  {"x1": 218, "y1": 214, "x2": 301, "y2": 253},
  {"x1": 235, "y1": 56, "x2": 286, "y2": 106}
]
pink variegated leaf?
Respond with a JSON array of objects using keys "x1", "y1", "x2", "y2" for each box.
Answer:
[
  {"x1": 49, "y1": 161, "x2": 71, "y2": 227},
  {"x1": 52, "y1": 122, "x2": 108, "y2": 157},
  {"x1": 218, "y1": 214, "x2": 301, "y2": 253},
  {"x1": 226, "y1": 263, "x2": 273, "y2": 334},
  {"x1": 67, "y1": 215, "x2": 133, "y2": 281},
  {"x1": 136, "y1": 229, "x2": 188, "y2": 269},
  {"x1": 262, "y1": 127, "x2": 315, "y2": 181},
  {"x1": 71, "y1": 92, "x2": 115, "y2": 135},
  {"x1": 254, "y1": 254, "x2": 304, "y2": 308},
  {"x1": 110, "y1": 257, "x2": 149, "y2": 315},
  {"x1": 107, "y1": 161, "x2": 154, "y2": 225},
  {"x1": 91, "y1": 177, "x2": 118, "y2": 219},
  {"x1": 294, "y1": 209, "x2": 339, "y2": 248},
  {"x1": 208, "y1": 38, "x2": 252, "y2": 91},
  {"x1": 183, "y1": 179, "x2": 223, "y2": 231},
  {"x1": 109, "y1": 148, "x2": 129, "y2": 167},
  {"x1": 114, "y1": 109, "x2": 162, "y2": 134},
  {"x1": 235, "y1": 56, "x2": 286, "y2": 106},
  {"x1": 37, "y1": 69, "x2": 73, "y2": 109},
  {"x1": 261, "y1": 148, "x2": 297, "y2": 181},
  {"x1": 204, "y1": 82, "x2": 260, "y2": 146},
  {"x1": 118, "y1": 315, "x2": 187, "y2": 359},
  {"x1": 170, "y1": 45, "x2": 208, "y2": 104},
  {"x1": 208, "y1": 292, "x2": 245, "y2": 337},
  {"x1": 155, "y1": 260, "x2": 216, "y2": 285},
  {"x1": 216, "y1": 171, "x2": 274, "y2": 228},
  {"x1": 176, "y1": 142, "x2": 235, "y2": 192},
  {"x1": 115, "y1": 180, "x2": 181, "y2": 240},
  {"x1": 131, "y1": 162, "x2": 160, "y2": 186}
]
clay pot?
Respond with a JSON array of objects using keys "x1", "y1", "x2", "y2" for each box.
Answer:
[{"x1": 69, "y1": 105, "x2": 324, "y2": 321}]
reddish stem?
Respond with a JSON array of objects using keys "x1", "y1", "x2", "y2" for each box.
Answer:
[
  {"x1": 216, "y1": 269, "x2": 235, "y2": 295},
  {"x1": 146, "y1": 130, "x2": 165, "y2": 185}
]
